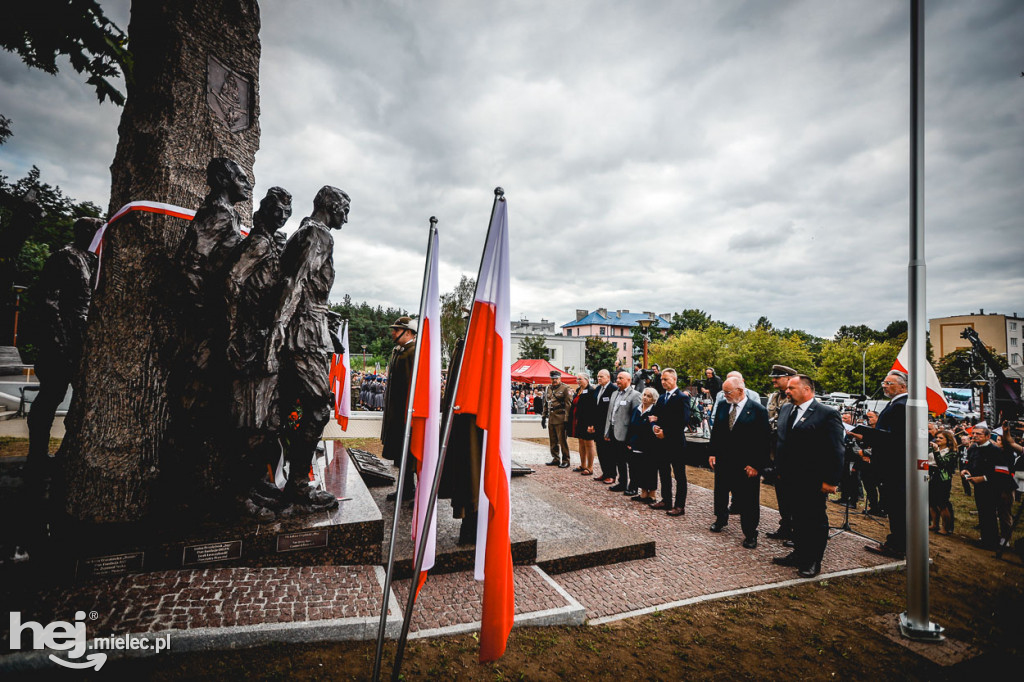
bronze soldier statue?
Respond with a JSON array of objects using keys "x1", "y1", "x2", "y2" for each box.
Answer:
[
  {"x1": 169, "y1": 158, "x2": 252, "y2": 506},
  {"x1": 222, "y1": 187, "x2": 292, "y2": 517},
  {"x1": 26, "y1": 217, "x2": 103, "y2": 493},
  {"x1": 174, "y1": 157, "x2": 252, "y2": 414},
  {"x1": 270, "y1": 185, "x2": 349, "y2": 510}
]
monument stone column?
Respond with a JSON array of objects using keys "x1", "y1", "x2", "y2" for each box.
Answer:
[{"x1": 62, "y1": 0, "x2": 262, "y2": 522}]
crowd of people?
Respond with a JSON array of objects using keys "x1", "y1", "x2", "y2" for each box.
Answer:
[{"x1": 535, "y1": 362, "x2": 1023, "y2": 576}]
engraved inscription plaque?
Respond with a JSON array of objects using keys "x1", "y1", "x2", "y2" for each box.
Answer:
[
  {"x1": 182, "y1": 539, "x2": 243, "y2": 566},
  {"x1": 276, "y1": 529, "x2": 329, "y2": 553},
  {"x1": 207, "y1": 55, "x2": 252, "y2": 132},
  {"x1": 76, "y1": 551, "x2": 145, "y2": 580}
]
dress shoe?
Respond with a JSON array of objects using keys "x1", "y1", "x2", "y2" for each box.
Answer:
[
  {"x1": 709, "y1": 521, "x2": 727, "y2": 533},
  {"x1": 650, "y1": 501, "x2": 669, "y2": 510},
  {"x1": 630, "y1": 494, "x2": 645, "y2": 501},
  {"x1": 864, "y1": 543, "x2": 905, "y2": 559},
  {"x1": 558, "y1": 461, "x2": 570, "y2": 469},
  {"x1": 639, "y1": 497, "x2": 656, "y2": 505},
  {"x1": 742, "y1": 537, "x2": 758, "y2": 549},
  {"x1": 798, "y1": 562, "x2": 821, "y2": 578},
  {"x1": 772, "y1": 553, "x2": 799, "y2": 567},
  {"x1": 666, "y1": 507, "x2": 685, "y2": 517},
  {"x1": 623, "y1": 489, "x2": 638, "y2": 496},
  {"x1": 386, "y1": 490, "x2": 414, "y2": 503},
  {"x1": 766, "y1": 529, "x2": 789, "y2": 540},
  {"x1": 782, "y1": 539, "x2": 796, "y2": 548},
  {"x1": 546, "y1": 459, "x2": 560, "y2": 466},
  {"x1": 609, "y1": 483, "x2": 626, "y2": 492}
]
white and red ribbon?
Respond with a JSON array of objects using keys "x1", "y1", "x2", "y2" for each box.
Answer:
[{"x1": 90, "y1": 200, "x2": 251, "y2": 286}]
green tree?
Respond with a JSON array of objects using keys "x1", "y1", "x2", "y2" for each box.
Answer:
[
  {"x1": 439, "y1": 275, "x2": 475, "y2": 367},
  {"x1": 670, "y1": 308, "x2": 713, "y2": 333},
  {"x1": 650, "y1": 324, "x2": 736, "y2": 387},
  {"x1": 585, "y1": 337, "x2": 618, "y2": 376},
  {"x1": 518, "y1": 334, "x2": 549, "y2": 359},
  {"x1": 882, "y1": 320, "x2": 908, "y2": 340},
  {"x1": 936, "y1": 346, "x2": 1007, "y2": 386},
  {"x1": 1, "y1": 0, "x2": 132, "y2": 105},
  {"x1": 834, "y1": 324, "x2": 883, "y2": 343},
  {"x1": 0, "y1": 165, "x2": 103, "y2": 357},
  {"x1": 816, "y1": 338, "x2": 903, "y2": 394}
]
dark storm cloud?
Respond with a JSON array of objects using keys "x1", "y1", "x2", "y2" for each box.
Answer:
[{"x1": 0, "y1": 0, "x2": 1020, "y2": 336}]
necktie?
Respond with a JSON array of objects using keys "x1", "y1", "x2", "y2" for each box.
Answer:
[
  {"x1": 729, "y1": 403, "x2": 738, "y2": 430},
  {"x1": 789, "y1": 405, "x2": 800, "y2": 429}
]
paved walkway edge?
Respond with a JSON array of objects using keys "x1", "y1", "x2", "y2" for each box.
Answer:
[
  {"x1": 409, "y1": 566, "x2": 587, "y2": 640},
  {"x1": 0, "y1": 567, "x2": 405, "y2": 673},
  {"x1": 588, "y1": 560, "x2": 906, "y2": 625}
]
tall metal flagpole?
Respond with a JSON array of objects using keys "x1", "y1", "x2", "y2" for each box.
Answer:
[
  {"x1": 901, "y1": 0, "x2": 943, "y2": 641},
  {"x1": 390, "y1": 188, "x2": 505, "y2": 681},
  {"x1": 372, "y1": 220, "x2": 437, "y2": 680}
]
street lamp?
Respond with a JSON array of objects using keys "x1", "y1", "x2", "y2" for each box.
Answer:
[
  {"x1": 637, "y1": 317, "x2": 654, "y2": 370},
  {"x1": 11, "y1": 285, "x2": 26, "y2": 346},
  {"x1": 861, "y1": 342, "x2": 874, "y2": 396},
  {"x1": 361, "y1": 344, "x2": 367, "y2": 373}
]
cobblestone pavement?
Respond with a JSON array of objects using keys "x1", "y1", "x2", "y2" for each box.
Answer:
[{"x1": 4, "y1": 439, "x2": 896, "y2": 654}]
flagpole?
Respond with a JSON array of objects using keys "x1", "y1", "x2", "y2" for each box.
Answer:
[
  {"x1": 390, "y1": 217, "x2": 444, "y2": 679},
  {"x1": 372, "y1": 219, "x2": 437, "y2": 681},
  {"x1": 900, "y1": 0, "x2": 943, "y2": 641},
  {"x1": 389, "y1": 188, "x2": 504, "y2": 680}
]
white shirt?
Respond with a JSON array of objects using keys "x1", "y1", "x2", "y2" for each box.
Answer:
[{"x1": 791, "y1": 397, "x2": 815, "y2": 424}]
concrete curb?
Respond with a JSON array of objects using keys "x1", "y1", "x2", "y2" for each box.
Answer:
[{"x1": 588, "y1": 560, "x2": 906, "y2": 625}]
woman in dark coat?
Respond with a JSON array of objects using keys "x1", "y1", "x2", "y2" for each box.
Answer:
[
  {"x1": 568, "y1": 375, "x2": 597, "y2": 475},
  {"x1": 626, "y1": 387, "x2": 660, "y2": 503}
]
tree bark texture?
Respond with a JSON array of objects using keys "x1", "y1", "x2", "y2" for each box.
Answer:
[{"x1": 62, "y1": 0, "x2": 261, "y2": 522}]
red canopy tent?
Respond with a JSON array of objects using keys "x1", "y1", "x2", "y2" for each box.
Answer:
[{"x1": 510, "y1": 358, "x2": 578, "y2": 385}]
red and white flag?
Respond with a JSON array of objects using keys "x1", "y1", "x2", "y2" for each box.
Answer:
[
  {"x1": 893, "y1": 339, "x2": 948, "y2": 414},
  {"x1": 330, "y1": 321, "x2": 351, "y2": 430},
  {"x1": 453, "y1": 195, "x2": 514, "y2": 662},
  {"x1": 409, "y1": 228, "x2": 441, "y2": 597}
]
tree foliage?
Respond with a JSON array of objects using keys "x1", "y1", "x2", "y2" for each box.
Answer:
[
  {"x1": 329, "y1": 294, "x2": 408, "y2": 370},
  {"x1": 1, "y1": 0, "x2": 132, "y2": 105},
  {"x1": 936, "y1": 346, "x2": 1007, "y2": 386},
  {"x1": 670, "y1": 308, "x2": 713, "y2": 333},
  {"x1": 816, "y1": 337, "x2": 904, "y2": 395},
  {"x1": 0, "y1": 165, "x2": 103, "y2": 357},
  {"x1": 585, "y1": 337, "x2": 618, "y2": 377},
  {"x1": 650, "y1": 324, "x2": 814, "y2": 394},
  {"x1": 440, "y1": 275, "x2": 475, "y2": 367},
  {"x1": 518, "y1": 333, "x2": 549, "y2": 360}
]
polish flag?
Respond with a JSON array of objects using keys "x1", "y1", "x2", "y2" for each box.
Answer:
[
  {"x1": 330, "y1": 320, "x2": 351, "y2": 430},
  {"x1": 893, "y1": 339, "x2": 948, "y2": 414},
  {"x1": 409, "y1": 228, "x2": 441, "y2": 597},
  {"x1": 453, "y1": 194, "x2": 514, "y2": 662}
]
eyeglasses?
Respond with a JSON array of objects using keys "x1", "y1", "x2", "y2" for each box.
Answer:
[{"x1": 881, "y1": 381, "x2": 898, "y2": 386}]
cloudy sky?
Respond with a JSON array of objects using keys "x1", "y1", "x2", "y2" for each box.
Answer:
[{"x1": 2, "y1": 0, "x2": 1022, "y2": 337}]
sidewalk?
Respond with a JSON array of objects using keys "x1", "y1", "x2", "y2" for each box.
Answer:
[{"x1": 1, "y1": 440, "x2": 900, "y2": 671}]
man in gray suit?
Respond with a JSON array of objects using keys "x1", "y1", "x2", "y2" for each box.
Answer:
[{"x1": 604, "y1": 371, "x2": 643, "y2": 494}]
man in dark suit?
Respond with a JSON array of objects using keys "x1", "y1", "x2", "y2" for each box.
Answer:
[
  {"x1": 709, "y1": 376, "x2": 771, "y2": 546},
  {"x1": 381, "y1": 316, "x2": 417, "y2": 502},
  {"x1": 772, "y1": 375, "x2": 844, "y2": 578},
  {"x1": 854, "y1": 370, "x2": 908, "y2": 559},
  {"x1": 590, "y1": 369, "x2": 616, "y2": 483},
  {"x1": 650, "y1": 368, "x2": 691, "y2": 516}
]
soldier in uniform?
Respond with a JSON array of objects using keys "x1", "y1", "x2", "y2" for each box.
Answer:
[
  {"x1": 765, "y1": 364, "x2": 797, "y2": 543},
  {"x1": 381, "y1": 316, "x2": 417, "y2": 501},
  {"x1": 543, "y1": 370, "x2": 573, "y2": 468}
]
